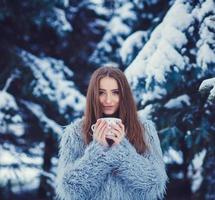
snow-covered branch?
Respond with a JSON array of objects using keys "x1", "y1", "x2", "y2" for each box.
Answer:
[{"x1": 199, "y1": 77, "x2": 215, "y2": 102}]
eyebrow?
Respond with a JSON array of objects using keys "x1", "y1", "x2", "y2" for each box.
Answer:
[{"x1": 99, "y1": 89, "x2": 119, "y2": 91}]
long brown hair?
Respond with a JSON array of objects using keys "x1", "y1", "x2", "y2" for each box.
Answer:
[{"x1": 83, "y1": 66, "x2": 148, "y2": 154}]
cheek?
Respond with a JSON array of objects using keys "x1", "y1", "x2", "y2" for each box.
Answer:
[
  {"x1": 99, "y1": 96, "x2": 104, "y2": 104},
  {"x1": 115, "y1": 96, "x2": 120, "y2": 105}
]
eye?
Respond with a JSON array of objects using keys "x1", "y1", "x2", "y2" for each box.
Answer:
[
  {"x1": 99, "y1": 91, "x2": 105, "y2": 95},
  {"x1": 112, "y1": 91, "x2": 119, "y2": 95}
]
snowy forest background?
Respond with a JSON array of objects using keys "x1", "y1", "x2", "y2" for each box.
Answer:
[{"x1": 0, "y1": 0, "x2": 215, "y2": 199}]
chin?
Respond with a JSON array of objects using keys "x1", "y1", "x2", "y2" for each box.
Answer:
[{"x1": 104, "y1": 112, "x2": 114, "y2": 116}]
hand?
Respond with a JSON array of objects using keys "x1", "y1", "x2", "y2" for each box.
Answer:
[
  {"x1": 105, "y1": 122, "x2": 125, "y2": 146},
  {"x1": 92, "y1": 119, "x2": 109, "y2": 147}
]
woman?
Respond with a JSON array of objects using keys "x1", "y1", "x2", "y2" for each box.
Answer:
[{"x1": 56, "y1": 67, "x2": 168, "y2": 200}]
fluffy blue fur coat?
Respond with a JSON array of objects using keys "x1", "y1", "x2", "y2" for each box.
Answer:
[{"x1": 56, "y1": 117, "x2": 168, "y2": 200}]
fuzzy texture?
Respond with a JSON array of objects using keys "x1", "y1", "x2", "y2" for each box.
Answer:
[{"x1": 56, "y1": 117, "x2": 168, "y2": 200}]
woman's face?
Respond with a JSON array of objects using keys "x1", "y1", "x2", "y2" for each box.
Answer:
[{"x1": 99, "y1": 76, "x2": 120, "y2": 116}]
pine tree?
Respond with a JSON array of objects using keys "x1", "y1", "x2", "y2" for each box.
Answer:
[
  {"x1": 0, "y1": 1, "x2": 85, "y2": 199},
  {"x1": 125, "y1": 0, "x2": 215, "y2": 199},
  {"x1": 89, "y1": 0, "x2": 172, "y2": 69}
]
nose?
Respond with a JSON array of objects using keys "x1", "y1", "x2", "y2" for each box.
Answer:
[{"x1": 105, "y1": 93, "x2": 112, "y2": 103}]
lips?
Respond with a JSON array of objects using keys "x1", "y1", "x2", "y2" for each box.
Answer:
[{"x1": 104, "y1": 106, "x2": 114, "y2": 110}]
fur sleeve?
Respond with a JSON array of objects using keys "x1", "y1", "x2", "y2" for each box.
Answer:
[
  {"x1": 55, "y1": 120, "x2": 114, "y2": 200},
  {"x1": 110, "y1": 119, "x2": 168, "y2": 200}
]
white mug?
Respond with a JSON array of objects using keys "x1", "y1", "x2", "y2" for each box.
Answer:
[{"x1": 91, "y1": 117, "x2": 122, "y2": 136}]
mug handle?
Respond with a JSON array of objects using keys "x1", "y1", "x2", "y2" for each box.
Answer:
[{"x1": 91, "y1": 124, "x2": 96, "y2": 132}]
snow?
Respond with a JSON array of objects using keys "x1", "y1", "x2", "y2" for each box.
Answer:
[
  {"x1": 3, "y1": 124, "x2": 25, "y2": 137},
  {"x1": 162, "y1": 26, "x2": 188, "y2": 49},
  {"x1": 33, "y1": 6, "x2": 72, "y2": 37},
  {"x1": 164, "y1": 147, "x2": 183, "y2": 164},
  {"x1": 141, "y1": 86, "x2": 167, "y2": 106},
  {"x1": 188, "y1": 149, "x2": 206, "y2": 192},
  {"x1": 0, "y1": 143, "x2": 56, "y2": 193},
  {"x1": 89, "y1": 2, "x2": 137, "y2": 66},
  {"x1": 199, "y1": 77, "x2": 215, "y2": 101},
  {"x1": 51, "y1": 157, "x2": 58, "y2": 166},
  {"x1": 61, "y1": 0, "x2": 69, "y2": 7},
  {"x1": 0, "y1": 91, "x2": 24, "y2": 136},
  {"x1": 1, "y1": 146, "x2": 43, "y2": 166},
  {"x1": 125, "y1": 1, "x2": 192, "y2": 87},
  {"x1": 0, "y1": 91, "x2": 18, "y2": 110},
  {"x1": 1, "y1": 167, "x2": 40, "y2": 192},
  {"x1": 19, "y1": 50, "x2": 86, "y2": 118},
  {"x1": 137, "y1": 105, "x2": 153, "y2": 120},
  {"x1": 120, "y1": 31, "x2": 148, "y2": 66},
  {"x1": 97, "y1": 35, "x2": 112, "y2": 52},
  {"x1": 47, "y1": 7, "x2": 73, "y2": 36},
  {"x1": 88, "y1": 19, "x2": 108, "y2": 35},
  {"x1": 164, "y1": 94, "x2": 191, "y2": 109},
  {"x1": 116, "y1": 3, "x2": 136, "y2": 21},
  {"x1": 106, "y1": 2, "x2": 136, "y2": 36},
  {"x1": 196, "y1": 15, "x2": 215, "y2": 70},
  {"x1": 88, "y1": 2, "x2": 110, "y2": 16},
  {"x1": 146, "y1": 40, "x2": 185, "y2": 84},
  {"x1": 2, "y1": 70, "x2": 20, "y2": 92},
  {"x1": 108, "y1": 17, "x2": 130, "y2": 35},
  {"x1": 125, "y1": 0, "x2": 215, "y2": 115},
  {"x1": 90, "y1": 0, "x2": 103, "y2": 4},
  {"x1": 197, "y1": 43, "x2": 215, "y2": 70},
  {"x1": 0, "y1": 144, "x2": 43, "y2": 191},
  {"x1": 193, "y1": 0, "x2": 215, "y2": 20},
  {"x1": 21, "y1": 101, "x2": 62, "y2": 136},
  {"x1": 163, "y1": 1, "x2": 193, "y2": 30}
]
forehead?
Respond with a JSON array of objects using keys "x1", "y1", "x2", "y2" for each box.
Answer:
[{"x1": 99, "y1": 76, "x2": 118, "y2": 89}]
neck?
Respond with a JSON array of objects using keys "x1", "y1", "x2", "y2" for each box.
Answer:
[{"x1": 103, "y1": 111, "x2": 119, "y2": 118}]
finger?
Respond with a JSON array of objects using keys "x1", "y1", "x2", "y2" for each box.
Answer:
[
  {"x1": 94, "y1": 120, "x2": 106, "y2": 139},
  {"x1": 96, "y1": 120, "x2": 106, "y2": 133},
  {"x1": 98, "y1": 123, "x2": 108, "y2": 140},
  {"x1": 110, "y1": 129, "x2": 121, "y2": 138},
  {"x1": 110, "y1": 124, "x2": 122, "y2": 134},
  {"x1": 110, "y1": 128, "x2": 126, "y2": 142},
  {"x1": 95, "y1": 119, "x2": 103, "y2": 129},
  {"x1": 111, "y1": 124, "x2": 124, "y2": 137},
  {"x1": 95, "y1": 127, "x2": 108, "y2": 146},
  {"x1": 111, "y1": 123, "x2": 120, "y2": 129},
  {"x1": 101, "y1": 130, "x2": 109, "y2": 147},
  {"x1": 113, "y1": 122, "x2": 124, "y2": 131},
  {"x1": 118, "y1": 123, "x2": 126, "y2": 137},
  {"x1": 92, "y1": 120, "x2": 101, "y2": 136},
  {"x1": 106, "y1": 135, "x2": 120, "y2": 145},
  {"x1": 118, "y1": 122, "x2": 125, "y2": 132}
]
